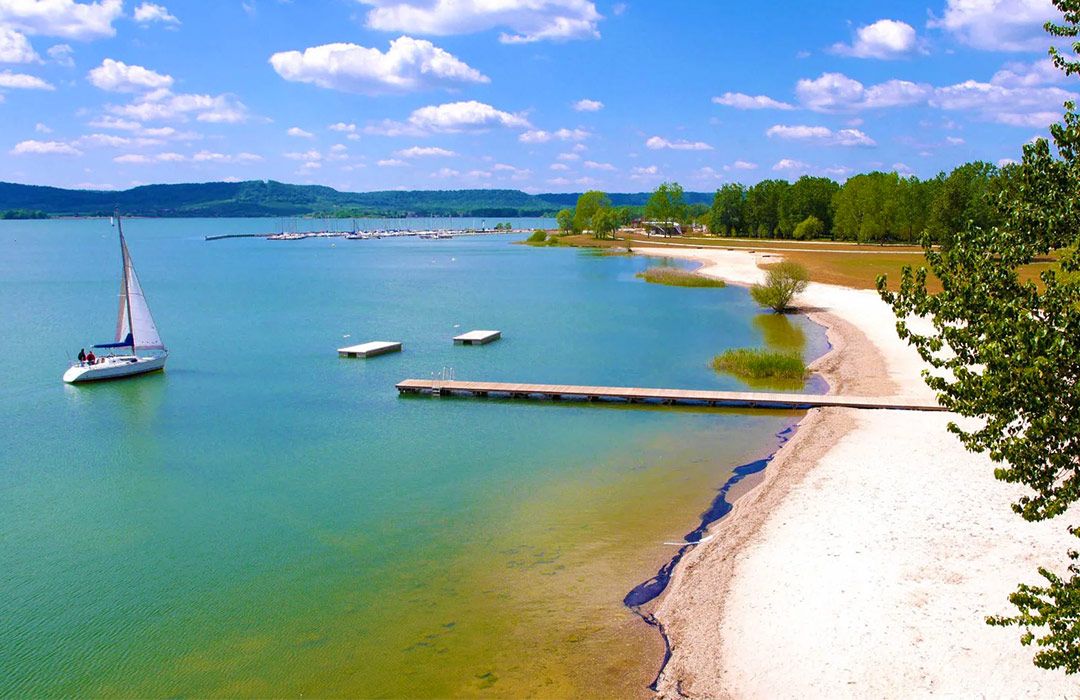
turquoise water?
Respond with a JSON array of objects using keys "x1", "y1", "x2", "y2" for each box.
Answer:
[{"x1": 0, "y1": 218, "x2": 826, "y2": 697}]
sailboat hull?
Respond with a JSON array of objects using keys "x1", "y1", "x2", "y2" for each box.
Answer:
[{"x1": 63, "y1": 355, "x2": 166, "y2": 383}]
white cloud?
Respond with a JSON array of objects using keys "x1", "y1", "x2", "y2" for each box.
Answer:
[
  {"x1": 11, "y1": 139, "x2": 81, "y2": 155},
  {"x1": 766, "y1": 124, "x2": 876, "y2": 146},
  {"x1": 133, "y1": 2, "x2": 179, "y2": 24},
  {"x1": 645, "y1": 136, "x2": 713, "y2": 150},
  {"x1": 630, "y1": 165, "x2": 659, "y2": 180},
  {"x1": 694, "y1": 166, "x2": 722, "y2": 180},
  {"x1": 109, "y1": 89, "x2": 249, "y2": 123},
  {"x1": 88, "y1": 58, "x2": 173, "y2": 92},
  {"x1": 34, "y1": 121, "x2": 51, "y2": 133},
  {"x1": 583, "y1": 160, "x2": 614, "y2": 170},
  {"x1": 467, "y1": 169, "x2": 491, "y2": 178},
  {"x1": 329, "y1": 121, "x2": 361, "y2": 140},
  {"x1": 797, "y1": 72, "x2": 932, "y2": 112},
  {"x1": 46, "y1": 43, "x2": 72, "y2": 65},
  {"x1": 991, "y1": 57, "x2": 1063, "y2": 87},
  {"x1": 548, "y1": 176, "x2": 571, "y2": 186},
  {"x1": 430, "y1": 166, "x2": 459, "y2": 178},
  {"x1": 772, "y1": 158, "x2": 811, "y2": 172},
  {"x1": 556, "y1": 151, "x2": 579, "y2": 161},
  {"x1": 287, "y1": 126, "x2": 314, "y2": 138},
  {"x1": 0, "y1": 69, "x2": 53, "y2": 89},
  {"x1": 712, "y1": 92, "x2": 794, "y2": 110},
  {"x1": 269, "y1": 36, "x2": 488, "y2": 94},
  {"x1": 573, "y1": 98, "x2": 603, "y2": 111},
  {"x1": 931, "y1": 78, "x2": 1075, "y2": 127},
  {"x1": 549, "y1": 162, "x2": 569, "y2": 171},
  {"x1": 929, "y1": 0, "x2": 1060, "y2": 51},
  {"x1": 377, "y1": 158, "x2": 408, "y2": 166},
  {"x1": 0, "y1": 26, "x2": 38, "y2": 63},
  {"x1": 358, "y1": 0, "x2": 603, "y2": 44},
  {"x1": 732, "y1": 160, "x2": 758, "y2": 170},
  {"x1": 0, "y1": 0, "x2": 124, "y2": 40},
  {"x1": 192, "y1": 150, "x2": 262, "y2": 163},
  {"x1": 396, "y1": 145, "x2": 455, "y2": 157},
  {"x1": 893, "y1": 162, "x2": 914, "y2": 175},
  {"x1": 114, "y1": 153, "x2": 150, "y2": 163},
  {"x1": 88, "y1": 115, "x2": 141, "y2": 130},
  {"x1": 830, "y1": 19, "x2": 919, "y2": 59},
  {"x1": 75, "y1": 132, "x2": 163, "y2": 147},
  {"x1": 409, "y1": 100, "x2": 529, "y2": 132},
  {"x1": 284, "y1": 148, "x2": 321, "y2": 161},
  {"x1": 327, "y1": 143, "x2": 348, "y2": 160},
  {"x1": 519, "y1": 127, "x2": 589, "y2": 143},
  {"x1": 946, "y1": 135, "x2": 965, "y2": 145},
  {"x1": 492, "y1": 163, "x2": 530, "y2": 179}
]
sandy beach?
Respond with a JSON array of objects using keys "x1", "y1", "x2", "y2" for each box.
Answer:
[{"x1": 637, "y1": 246, "x2": 1080, "y2": 698}]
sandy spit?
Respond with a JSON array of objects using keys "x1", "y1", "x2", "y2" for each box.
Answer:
[{"x1": 636, "y1": 247, "x2": 1080, "y2": 699}]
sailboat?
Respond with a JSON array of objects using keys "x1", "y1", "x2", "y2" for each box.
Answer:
[{"x1": 63, "y1": 215, "x2": 168, "y2": 383}]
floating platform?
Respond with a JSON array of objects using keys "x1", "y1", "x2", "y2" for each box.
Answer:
[
  {"x1": 453, "y1": 330, "x2": 501, "y2": 346},
  {"x1": 338, "y1": 341, "x2": 403, "y2": 358},
  {"x1": 395, "y1": 379, "x2": 946, "y2": 412}
]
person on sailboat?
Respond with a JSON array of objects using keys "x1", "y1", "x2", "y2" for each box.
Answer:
[
  {"x1": 78, "y1": 348, "x2": 86, "y2": 363},
  {"x1": 85, "y1": 350, "x2": 96, "y2": 365}
]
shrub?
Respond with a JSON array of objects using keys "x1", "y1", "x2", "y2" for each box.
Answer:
[
  {"x1": 527, "y1": 229, "x2": 548, "y2": 243},
  {"x1": 637, "y1": 267, "x2": 727, "y2": 288},
  {"x1": 711, "y1": 348, "x2": 806, "y2": 380},
  {"x1": 750, "y1": 261, "x2": 810, "y2": 312},
  {"x1": 793, "y1": 215, "x2": 825, "y2": 240}
]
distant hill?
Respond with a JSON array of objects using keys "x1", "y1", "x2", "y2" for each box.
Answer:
[
  {"x1": 536, "y1": 192, "x2": 715, "y2": 208},
  {"x1": 0, "y1": 181, "x2": 717, "y2": 218}
]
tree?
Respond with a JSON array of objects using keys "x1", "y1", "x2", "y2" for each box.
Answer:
[
  {"x1": 792, "y1": 215, "x2": 825, "y2": 240},
  {"x1": 750, "y1": 261, "x2": 810, "y2": 312},
  {"x1": 708, "y1": 184, "x2": 746, "y2": 236},
  {"x1": 779, "y1": 176, "x2": 839, "y2": 237},
  {"x1": 573, "y1": 191, "x2": 611, "y2": 233},
  {"x1": 926, "y1": 161, "x2": 1001, "y2": 245},
  {"x1": 591, "y1": 206, "x2": 620, "y2": 239},
  {"x1": 556, "y1": 208, "x2": 574, "y2": 234},
  {"x1": 879, "y1": 0, "x2": 1080, "y2": 672},
  {"x1": 645, "y1": 182, "x2": 687, "y2": 225},
  {"x1": 745, "y1": 179, "x2": 790, "y2": 237}
]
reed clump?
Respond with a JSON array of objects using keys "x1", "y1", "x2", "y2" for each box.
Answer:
[
  {"x1": 637, "y1": 267, "x2": 726, "y2": 288},
  {"x1": 711, "y1": 348, "x2": 806, "y2": 380}
]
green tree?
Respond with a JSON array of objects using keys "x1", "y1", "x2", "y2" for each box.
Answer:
[
  {"x1": 745, "y1": 179, "x2": 790, "y2": 237},
  {"x1": 644, "y1": 182, "x2": 687, "y2": 225},
  {"x1": 750, "y1": 261, "x2": 810, "y2": 312},
  {"x1": 792, "y1": 215, "x2": 825, "y2": 240},
  {"x1": 591, "y1": 206, "x2": 620, "y2": 239},
  {"x1": 708, "y1": 184, "x2": 746, "y2": 236},
  {"x1": 831, "y1": 172, "x2": 901, "y2": 243},
  {"x1": 926, "y1": 161, "x2": 1001, "y2": 245},
  {"x1": 556, "y1": 208, "x2": 574, "y2": 233},
  {"x1": 779, "y1": 176, "x2": 839, "y2": 237},
  {"x1": 573, "y1": 191, "x2": 611, "y2": 233},
  {"x1": 879, "y1": 0, "x2": 1080, "y2": 672}
]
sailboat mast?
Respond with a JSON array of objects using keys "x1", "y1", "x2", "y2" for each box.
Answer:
[{"x1": 117, "y1": 212, "x2": 136, "y2": 355}]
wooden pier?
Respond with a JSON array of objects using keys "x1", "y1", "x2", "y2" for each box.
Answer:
[
  {"x1": 453, "y1": 330, "x2": 501, "y2": 345},
  {"x1": 395, "y1": 379, "x2": 945, "y2": 411},
  {"x1": 339, "y1": 341, "x2": 403, "y2": 358}
]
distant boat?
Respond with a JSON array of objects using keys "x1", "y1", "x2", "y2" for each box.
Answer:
[{"x1": 63, "y1": 215, "x2": 168, "y2": 383}]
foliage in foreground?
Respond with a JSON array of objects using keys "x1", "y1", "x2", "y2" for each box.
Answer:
[
  {"x1": 636, "y1": 267, "x2": 726, "y2": 288},
  {"x1": 711, "y1": 348, "x2": 806, "y2": 380},
  {"x1": 750, "y1": 261, "x2": 810, "y2": 312},
  {"x1": 879, "y1": 0, "x2": 1080, "y2": 672}
]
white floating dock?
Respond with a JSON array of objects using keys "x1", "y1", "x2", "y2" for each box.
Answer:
[
  {"x1": 338, "y1": 341, "x2": 403, "y2": 358},
  {"x1": 454, "y1": 330, "x2": 501, "y2": 346}
]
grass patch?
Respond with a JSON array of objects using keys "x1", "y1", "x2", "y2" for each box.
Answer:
[
  {"x1": 711, "y1": 348, "x2": 806, "y2": 381},
  {"x1": 637, "y1": 267, "x2": 726, "y2": 288}
]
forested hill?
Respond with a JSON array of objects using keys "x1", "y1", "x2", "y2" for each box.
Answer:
[{"x1": 0, "y1": 180, "x2": 715, "y2": 218}]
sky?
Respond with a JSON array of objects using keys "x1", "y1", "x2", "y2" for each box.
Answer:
[{"x1": 0, "y1": 0, "x2": 1075, "y2": 193}]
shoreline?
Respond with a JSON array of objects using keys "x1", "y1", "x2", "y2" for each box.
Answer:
[{"x1": 632, "y1": 246, "x2": 1080, "y2": 698}]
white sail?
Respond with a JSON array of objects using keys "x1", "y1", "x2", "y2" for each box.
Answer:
[{"x1": 116, "y1": 232, "x2": 165, "y2": 352}]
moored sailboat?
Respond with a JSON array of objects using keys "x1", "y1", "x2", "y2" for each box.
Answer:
[{"x1": 63, "y1": 216, "x2": 168, "y2": 383}]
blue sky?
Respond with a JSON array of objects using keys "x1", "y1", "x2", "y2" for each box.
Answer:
[{"x1": 0, "y1": 0, "x2": 1074, "y2": 193}]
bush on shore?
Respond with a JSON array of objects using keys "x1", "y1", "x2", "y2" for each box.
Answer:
[
  {"x1": 711, "y1": 348, "x2": 806, "y2": 380},
  {"x1": 750, "y1": 261, "x2": 810, "y2": 312},
  {"x1": 637, "y1": 267, "x2": 726, "y2": 288}
]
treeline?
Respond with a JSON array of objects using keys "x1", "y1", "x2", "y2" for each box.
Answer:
[
  {"x1": 707, "y1": 161, "x2": 1002, "y2": 243},
  {"x1": 1, "y1": 209, "x2": 48, "y2": 219}
]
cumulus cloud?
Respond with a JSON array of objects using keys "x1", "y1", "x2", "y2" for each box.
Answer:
[
  {"x1": 797, "y1": 72, "x2": 931, "y2": 112},
  {"x1": 328, "y1": 121, "x2": 361, "y2": 140},
  {"x1": 930, "y1": 78, "x2": 1076, "y2": 127},
  {"x1": 192, "y1": 150, "x2": 261, "y2": 163},
  {"x1": 772, "y1": 158, "x2": 811, "y2": 172},
  {"x1": 830, "y1": 19, "x2": 919, "y2": 59},
  {"x1": 0, "y1": 69, "x2": 53, "y2": 89},
  {"x1": 572, "y1": 98, "x2": 603, "y2": 111},
  {"x1": 549, "y1": 162, "x2": 569, "y2": 171},
  {"x1": 269, "y1": 36, "x2": 488, "y2": 94},
  {"x1": 712, "y1": 92, "x2": 794, "y2": 109},
  {"x1": 109, "y1": 89, "x2": 249, "y2": 123},
  {"x1": 407, "y1": 100, "x2": 529, "y2": 133},
  {"x1": 377, "y1": 158, "x2": 408, "y2": 166},
  {"x1": 991, "y1": 57, "x2": 1064, "y2": 87},
  {"x1": 396, "y1": 145, "x2": 456, "y2": 157},
  {"x1": 519, "y1": 127, "x2": 588, "y2": 143},
  {"x1": 357, "y1": 0, "x2": 602, "y2": 44},
  {"x1": 287, "y1": 126, "x2": 313, "y2": 138},
  {"x1": 0, "y1": 26, "x2": 39, "y2": 62},
  {"x1": 0, "y1": 0, "x2": 124, "y2": 40},
  {"x1": 645, "y1": 136, "x2": 713, "y2": 150},
  {"x1": 133, "y1": 2, "x2": 179, "y2": 24},
  {"x1": 583, "y1": 160, "x2": 615, "y2": 170},
  {"x1": 630, "y1": 165, "x2": 659, "y2": 180},
  {"x1": 46, "y1": 43, "x2": 73, "y2": 66},
  {"x1": 731, "y1": 160, "x2": 758, "y2": 170},
  {"x1": 766, "y1": 124, "x2": 876, "y2": 146},
  {"x1": 929, "y1": 0, "x2": 1060, "y2": 51},
  {"x1": 88, "y1": 58, "x2": 173, "y2": 92},
  {"x1": 10, "y1": 139, "x2": 81, "y2": 155}
]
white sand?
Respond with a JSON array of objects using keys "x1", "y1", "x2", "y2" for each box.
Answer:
[{"x1": 638, "y1": 247, "x2": 1080, "y2": 698}]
